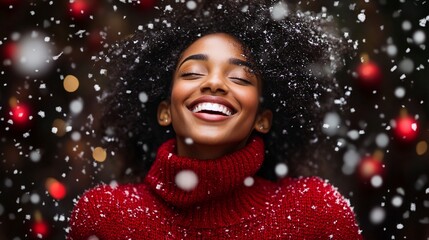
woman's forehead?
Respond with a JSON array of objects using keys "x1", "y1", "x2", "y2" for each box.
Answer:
[{"x1": 179, "y1": 33, "x2": 247, "y2": 60}]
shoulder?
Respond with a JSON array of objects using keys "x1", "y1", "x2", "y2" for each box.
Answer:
[
  {"x1": 278, "y1": 176, "x2": 362, "y2": 239},
  {"x1": 279, "y1": 176, "x2": 356, "y2": 217},
  {"x1": 67, "y1": 183, "x2": 151, "y2": 239},
  {"x1": 77, "y1": 183, "x2": 147, "y2": 203},
  {"x1": 280, "y1": 176, "x2": 351, "y2": 204},
  {"x1": 70, "y1": 183, "x2": 151, "y2": 216}
]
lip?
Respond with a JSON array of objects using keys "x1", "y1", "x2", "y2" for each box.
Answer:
[{"x1": 187, "y1": 96, "x2": 237, "y2": 121}]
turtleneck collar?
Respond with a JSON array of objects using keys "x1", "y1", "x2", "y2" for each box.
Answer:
[{"x1": 145, "y1": 136, "x2": 265, "y2": 208}]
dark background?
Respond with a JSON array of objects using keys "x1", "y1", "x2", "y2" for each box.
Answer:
[{"x1": 0, "y1": 0, "x2": 428, "y2": 239}]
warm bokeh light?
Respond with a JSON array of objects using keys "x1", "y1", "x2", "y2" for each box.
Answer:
[
  {"x1": 416, "y1": 141, "x2": 428, "y2": 155},
  {"x1": 356, "y1": 61, "x2": 382, "y2": 89},
  {"x1": 358, "y1": 156, "x2": 384, "y2": 181},
  {"x1": 52, "y1": 118, "x2": 67, "y2": 137},
  {"x1": 45, "y1": 178, "x2": 67, "y2": 200},
  {"x1": 92, "y1": 147, "x2": 107, "y2": 162},
  {"x1": 63, "y1": 75, "x2": 80, "y2": 92}
]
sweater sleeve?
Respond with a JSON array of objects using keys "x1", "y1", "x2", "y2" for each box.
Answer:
[
  {"x1": 304, "y1": 177, "x2": 362, "y2": 239},
  {"x1": 67, "y1": 185, "x2": 112, "y2": 240}
]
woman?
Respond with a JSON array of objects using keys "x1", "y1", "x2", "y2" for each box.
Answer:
[{"x1": 68, "y1": 1, "x2": 361, "y2": 239}]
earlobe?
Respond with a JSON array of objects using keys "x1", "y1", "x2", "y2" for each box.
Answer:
[
  {"x1": 157, "y1": 101, "x2": 172, "y2": 126},
  {"x1": 254, "y1": 109, "x2": 273, "y2": 134}
]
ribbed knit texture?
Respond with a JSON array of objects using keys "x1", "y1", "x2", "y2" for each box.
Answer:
[{"x1": 68, "y1": 137, "x2": 362, "y2": 239}]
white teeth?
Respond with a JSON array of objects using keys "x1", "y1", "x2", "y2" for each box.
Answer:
[{"x1": 191, "y1": 102, "x2": 233, "y2": 116}]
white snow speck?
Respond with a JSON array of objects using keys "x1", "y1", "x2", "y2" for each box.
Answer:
[
  {"x1": 30, "y1": 149, "x2": 41, "y2": 162},
  {"x1": 398, "y1": 58, "x2": 414, "y2": 74},
  {"x1": 375, "y1": 133, "x2": 389, "y2": 148},
  {"x1": 322, "y1": 112, "x2": 340, "y2": 136},
  {"x1": 175, "y1": 170, "x2": 198, "y2": 191},
  {"x1": 402, "y1": 20, "x2": 412, "y2": 31},
  {"x1": 138, "y1": 92, "x2": 148, "y2": 103},
  {"x1": 369, "y1": 206, "x2": 385, "y2": 224},
  {"x1": 275, "y1": 163, "x2": 288, "y2": 178},
  {"x1": 386, "y1": 44, "x2": 397, "y2": 57},
  {"x1": 88, "y1": 235, "x2": 100, "y2": 240},
  {"x1": 357, "y1": 12, "x2": 366, "y2": 22},
  {"x1": 94, "y1": 84, "x2": 101, "y2": 91},
  {"x1": 186, "y1": 1, "x2": 197, "y2": 10},
  {"x1": 410, "y1": 203, "x2": 416, "y2": 211},
  {"x1": 419, "y1": 15, "x2": 429, "y2": 27},
  {"x1": 184, "y1": 138, "x2": 193, "y2": 145},
  {"x1": 394, "y1": 87, "x2": 406, "y2": 98},
  {"x1": 413, "y1": 30, "x2": 426, "y2": 44},
  {"x1": 243, "y1": 177, "x2": 254, "y2": 187},
  {"x1": 391, "y1": 195, "x2": 403, "y2": 207},
  {"x1": 37, "y1": 111, "x2": 45, "y2": 118},
  {"x1": 347, "y1": 130, "x2": 359, "y2": 140},
  {"x1": 164, "y1": 5, "x2": 173, "y2": 12},
  {"x1": 270, "y1": 2, "x2": 288, "y2": 21},
  {"x1": 370, "y1": 175, "x2": 383, "y2": 188},
  {"x1": 71, "y1": 131, "x2": 81, "y2": 141},
  {"x1": 52, "y1": 51, "x2": 63, "y2": 61},
  {"x1": 30, "y1": 193, "x2": 40, "y2": 204},
  {"x1": 70, "y1": 98, "x2": 84, "y2": 114}
]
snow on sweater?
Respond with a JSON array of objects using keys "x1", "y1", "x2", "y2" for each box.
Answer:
[{"x1": 68, "y1": 137, "x2": 362, "y2": 239}]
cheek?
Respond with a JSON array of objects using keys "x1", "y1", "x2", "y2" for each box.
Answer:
[
  {"x1": 236, "y1": 88, "x2": 260, "y2": 113},
  {"x1": 170, "y1": 80, "x2": 196, "y2": 116},
  {"x1": 170, "y1": 81, "x2": 189, "y2": 105}
]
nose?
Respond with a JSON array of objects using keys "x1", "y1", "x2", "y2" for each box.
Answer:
[{"x1": 200, "y1": 73, "x2": 229, "y2": 94}]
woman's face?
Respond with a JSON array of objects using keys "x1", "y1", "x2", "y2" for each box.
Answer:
[{"x1": 158, "y1": 33, "x2": 271, "y2": 159}]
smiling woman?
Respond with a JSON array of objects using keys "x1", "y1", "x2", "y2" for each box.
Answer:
[
  {"x1": 163, "y1": 33, "x2": 270, "y2": 159},
  {"x1": 68, "y1": 0, "x2": 362, "y2": 239}
]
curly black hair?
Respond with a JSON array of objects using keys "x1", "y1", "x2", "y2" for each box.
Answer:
[{"x1": 95, "y1": 0, "x2": 348, "y2": 180}]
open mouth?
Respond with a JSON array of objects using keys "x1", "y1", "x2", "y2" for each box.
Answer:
[{"x1": 190, "y1": 102, "x2": 235, "y2": 116}]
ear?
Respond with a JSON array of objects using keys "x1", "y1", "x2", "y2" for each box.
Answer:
[
  {"x1": 254, "y1": 109, "x2": 273, "y2": 134},
  {"x1": 157, "y1": 101, "x2": 172, "y2": 126}
]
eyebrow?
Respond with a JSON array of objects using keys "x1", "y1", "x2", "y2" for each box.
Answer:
[
  {"x1": 229, "y1": 58, "x2": 253, "y2": 70},
  {"x1": 177, "y1": 54, "x2": 208, "y2": 69},
  {"x1": 177, "y1": 54, "x2": 255, "y2": 72}
]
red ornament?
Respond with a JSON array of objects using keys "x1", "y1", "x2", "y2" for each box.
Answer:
[
  {"x1": 11, "y1": 104, "x2": 29, "y2": 124},
  {"x1": 68, "y1": 0, "x2": 94, "y2": 20},
  {"x1": 47, "y1": 179, "x2": 67, "y2": 200},
  {"x1": 31, "y1": 220, "x2": 49, "y2": 238},
  {"x1": 1, "y1": 42, "x2": 17, "y2": 60},
  {"x1": 356, "y1": 61, "x2": 382, "y2": 89},
  {"x1": 358, "y1": 156, "x2": 383, "y2": 181},
  {"x1": 139, "y1": 0, "x2": 156, "y2": 10},
  {"x1": 394, "y1": 115, "x2": 418, "y2": 142}
]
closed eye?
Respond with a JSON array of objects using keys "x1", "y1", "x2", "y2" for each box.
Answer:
[
  {"x1": 230, "y1": 77, "x2": 252, "y2": 85},
  {"x1": 181, "y1": 72, "x2": 205, "y2": 79}
]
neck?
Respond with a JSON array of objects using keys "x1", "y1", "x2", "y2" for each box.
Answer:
[{"x1": 175, "y1": 136, "x2": 248, "y2": 160}]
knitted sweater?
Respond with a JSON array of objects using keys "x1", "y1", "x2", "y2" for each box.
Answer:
[{"x1": 68, "y1": 137, "x2": 362, "y2": 239}]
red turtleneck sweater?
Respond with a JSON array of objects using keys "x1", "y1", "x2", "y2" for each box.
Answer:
[{"x1": 68, "y1": 137, "x2": 362, "y2": 239}]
